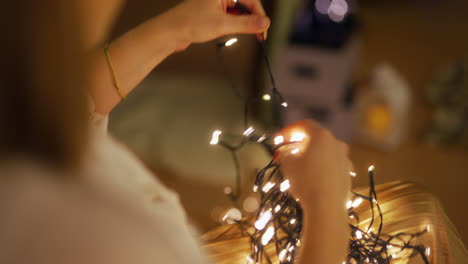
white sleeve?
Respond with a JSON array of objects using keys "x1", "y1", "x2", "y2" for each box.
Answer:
[{"x1": 0, "y1": 169, "x2": 209, "y2": 264}]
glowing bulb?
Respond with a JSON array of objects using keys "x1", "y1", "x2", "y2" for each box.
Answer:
[
  {"x1": 253, "y1": 185, "x2": 258, "y2": 192},
  {"x1": 261, "y1": 226, "x2": 275, "y2": 245},
  {"x1": 349, "y1": 171, "x2": 357, "y2": 177},
  {"x1": 222, "y1": 208, "x2": 242, "y2": 224},
  {"x1": 254, "y1": 210, "x2": 272, "y2": 230},
  {"x1": 262, "y1": 94, "x2": 271, "y2": 101},
  {"x1": 290, "y1": 219, "x2": 296, "y2": 224},
  {"x1": 210, "y1": 130, "x2": 222, "y2": 145},
  {"x1": 349, "y1": 215, "x2": 355, "y2": 219},
  {"x1": 280, "y1": 179, "x2": 290, "y2": 192},
  {"x1": 223, "y1": 186, "x2": 232, "y2": 195},
  {"x1": 346, "y1": 200, "x2": 353, "y2": 209},
  {"x1": 281, "y1": 102, "x2": 288, "y2": 108},
  {"x1": 356, "y1": 230, "x2": 363, "y2": 239},
  {"x1": 425, "y1": 247, "x2": 431, "y2": 256},
  {"x1": 278, "y1": 249, "x2": 287, "y2": 261},
  {"x1": 243, "y1": 126, "x2": 254, "y2": 136},
  {"x1": 368, "y1": 165, "x2": 375, "y2": 172},
  {"x1": 257, "y1": 134, "x2": 267, "y2": 143},
  {"x1": 352, "y1": 198, "x2": 363, "y2": 208},
  {"x1": 224, "y1": 38, "x2": 238, "y2": 47},
  {"x1": 262, "y1": 182, "x2": 275, "y2": 193},
  {"x1": 290, "y1": 132, "x2": 306, "y2": 142},
  {"x1": 274, "y1": 205, "x2": 281, "y2": 213},
  {"x1": 274, "y1": 135, "x2": 284, "y2": 145},
  {"x1": 291, "y1": 148, "x2": 300, "y2": 154}
]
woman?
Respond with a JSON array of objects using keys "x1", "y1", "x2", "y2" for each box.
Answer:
[{"x1": 0, "y1": 1, "x2": 351, "y2": 263}]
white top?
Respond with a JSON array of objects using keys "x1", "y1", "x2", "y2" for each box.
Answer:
[{"x1": 0, "y1": 109, "x2": 209, "y2": 264}]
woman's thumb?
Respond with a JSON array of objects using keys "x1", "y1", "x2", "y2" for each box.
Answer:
[{"x1": 223, "y1": 15, "x2": 270, "y2": 34}]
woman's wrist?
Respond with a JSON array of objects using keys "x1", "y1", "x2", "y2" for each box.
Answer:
[{"x1": 158, "y1": 3, "x2": 193, "y2": 52}]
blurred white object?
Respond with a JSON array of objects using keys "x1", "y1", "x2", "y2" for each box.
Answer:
[{"x1": 353, "y1": 63, "x2": 411, "y2": 151}]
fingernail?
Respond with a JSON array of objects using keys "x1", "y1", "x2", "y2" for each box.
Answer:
[{"x1": 256, "y1": 16, "x2": 270, "y2": 29}]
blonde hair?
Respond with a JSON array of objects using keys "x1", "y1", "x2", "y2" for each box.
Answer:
[{"x1": 0, "y1": 1, "x2": 89, "y2": 168}]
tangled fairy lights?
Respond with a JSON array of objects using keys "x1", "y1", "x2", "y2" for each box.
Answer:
[{"x1": 208, "y1": 1, "x2": 430, "y2": 263}]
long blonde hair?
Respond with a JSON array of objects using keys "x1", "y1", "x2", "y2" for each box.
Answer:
[{"x1": 0, "y1": 1, "x2": 89, "y2": 168}]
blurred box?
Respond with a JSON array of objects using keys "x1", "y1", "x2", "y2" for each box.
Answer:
[{"x1": 275, "y1": 37, "x2": 360, "y2": 140}]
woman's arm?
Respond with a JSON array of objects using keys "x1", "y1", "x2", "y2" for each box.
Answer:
[
  {"x1": 278, "y1": 120, "x2": 352, "y2": 264},
  {"x1": 89, "y1": 0, "x2": 270, "y2": 115}
]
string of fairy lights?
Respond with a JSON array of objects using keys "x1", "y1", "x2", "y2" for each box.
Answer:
[{"x1": 207, "y1": 1, "x2": 431, "y2": 263}]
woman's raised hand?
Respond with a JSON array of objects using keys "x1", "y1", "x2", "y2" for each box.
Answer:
[
  {"x1": 170, "y1": 0, "x2": 270, "y2": 49},
  {"x1": 276, "y1": 119, "x2": 353, "y2": 210}
]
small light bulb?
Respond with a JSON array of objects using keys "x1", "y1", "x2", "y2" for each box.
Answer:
[
  {"x1": 224, "y1": 38, "x2": 238, "y2": 47},
  {"x1": 274, "y1": 135, "x2": 284, "y2": 145},
  {"x1": 290, "y1": 132, "x2": 306, "y2": 142},
  {"x1": 281, "y1": 102, "x2": 288, "y2": 108},
  {"x1": 262, "y1": 94, "x2": 271, "y2": 101},
  {"x1": 261, "y1": 226, "x2": 275, "y2": 245},
  {"x1": 280, "y1": 179, "x2": 290, "y2": 192},
  {"x1": 425, "y1": 247, "x2": 431, "y2": 256},
  {"x1": 210, "y1": 130, "x2": 222, "y2": 145},
  {"x1": 243, "y1": 126, "x2": 254, "y2": 136},
  {"x1": 352, "y1": 198, "x2": 363, "y2": 208},
  {"x1": 278, "y1": 249, "x2": 287, "y2": 261},
  {"x1": 257, "y1": 134, "x2": 267, "y2": 143},
  {"x1": 291, "y1": 148, "x2": 300, "y2": 154},
  {"x1": 223, "y1": 186, "x2": 232, "y2": 195},
  {"x1": 346, "y1": 200, "x2": 353, "y2": 209},
  {"x1": 254, "y1": 210, "x2": 272, "y2": 230},
  {"x1": 368, "y1": 165, "x2": 375, "y2": 172},
  {"x1": 262, "y1": 182, "x2": 276, "y2": 193},
  {"x1": 349, "y1": 171, "x2": 357, "y2": 177},
  {"x1": 290, "y1": 219, "x2": 296, "y2": 224},
  {"x1": 253, "y1": 185, "x2": 258, "y2": 192},
  {"x1": 274, "y1": 205, "x2": 281, "y2": 212},
  {"x1": 356, "y1": 230, "x2": 363, "y2": 239}
]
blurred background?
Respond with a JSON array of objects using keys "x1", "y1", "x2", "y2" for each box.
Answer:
[{"x1": 108, "y1": 0, "x2": 468, "y2": 245}]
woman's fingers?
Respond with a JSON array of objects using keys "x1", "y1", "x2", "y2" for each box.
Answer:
[{"x1": 222, "y1": 14, "x2": 270, "y2": 35}]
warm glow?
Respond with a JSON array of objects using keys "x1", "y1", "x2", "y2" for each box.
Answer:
[
  {"x1": 254, "y1": 210, "x2": 272, "y2": 230},
  {"x1": 278, "y1": 249, "x2": 287, "y2": 261},
  {"x1": 280, "y1": 179, "x2": 290, "y2": 192},
  {"x1": 261, "y1": 226, "x2": 275, "y2": 245},
  {"x1": 346, "y1": 200, "x2": 353, "y2": 209},
  {"x1": 274, "y1": 135, "x2": 284, "y2": 145},
  {"x1": 224, "y1": 38, "x2": 238, "y2": 47},
  {"x1": 257, "y1": 134, "x2": 267, "y2": 143},
  {"x1": 290, "y1": 132, "x2": 306, "y2": 142},
  {"x1": 356, "y1": 230, "x2": 363, "y2": 239},
  {"x1": 274, "y1": 205, "x2": 281, "y2": 213},
  {"x1": 262, "y1": 94, "x2": 271, "y2": 101},
  {"x1": 281, "y1": 102, "x2": 288, "y2": 108},
  {"x1": 368, "y1": 165, "x2": 375, "y2": 172},
  {"x1": 243, "y1": 126, "x2": 254, "y2": 136},
  {"x1": 290, "y1": 219, "x2": 296, "y2": 224},
  {"x1": 352, "y1": 198, "x2": 363, "y2": 208},
  {"x1": 262, "y1": 182, "x2": 276, "y2": 193},
  {"x1": 210, "y1": 130, "x2": 222, "y2": 145},
  {"x1": 291, "y1": 148, "x2": 300, "y2": 155},
  {"x1": 349, "y1": 171, "x2": 357, "y2": 177},
  {"x1": 425, "y1": 247, "x2": 431, "y2": 256}
]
